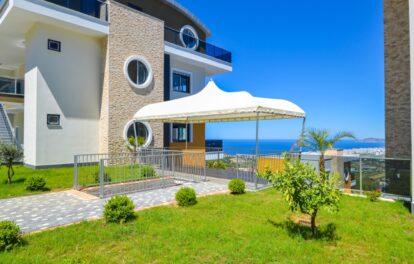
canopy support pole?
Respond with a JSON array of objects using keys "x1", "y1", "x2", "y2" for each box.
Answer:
[
  {"x1": 299, "y1": 117, "x2": 306, "y2": 156},
  {"x1": 185, "y1": 119, "x2": 188, "y2": 150},
  {"x1": 133, "y1": 123, "x2": 138, "y2": 151},
  {"x1": 254, "y1": 112, "x2": 259, "y2": 190},
  {"x1": 255, "y1": 112, "x2": 259, "y2": 158}
]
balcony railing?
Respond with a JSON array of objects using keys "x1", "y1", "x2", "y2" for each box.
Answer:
[
  {"x1": 165, "y1": 27, "x2": 232, "y2": 64},
  {"x1": 0, "y1": 0, "x2": 9, "y2": 15},
  {"x1": 0, "y1": 77, "x2": 24, "y2": 96},
  {"x1": 43, "y1": 0, "x2": 108, "y2": 21}
]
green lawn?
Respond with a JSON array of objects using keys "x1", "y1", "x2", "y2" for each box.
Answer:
[
  {"x1": 0, "y1": 166, "x2": 73, "y2": 199},
  {"x1": 1, "y1": 189, "x2": 413, "y2": 263}
]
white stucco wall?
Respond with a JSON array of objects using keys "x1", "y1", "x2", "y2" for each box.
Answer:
[
  {"x1": 170, "y1": 59, "x2": 207, "y2": 100},
  {"x1": 24, "y1": 23, "x2": 102, "y2": 166}
]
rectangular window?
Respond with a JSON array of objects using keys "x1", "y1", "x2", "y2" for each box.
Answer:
[
  {"x1": 173, "y1": 72, "x2": 190, "y2": 93},
  {"x1": 47, "y1": 114, "x2": 60, "y2": 126},
  {"x1": 172, "y1": 124, "x2": 191, "y2": 142},
  {"x1": 48, "y1": 39, "x2": 61, "y2": 52}
]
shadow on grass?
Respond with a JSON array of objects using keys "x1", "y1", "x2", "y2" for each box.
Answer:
[
  {"x1": 2, "y1": 178, "x2": 26, "y2": 184},
  {"x1": 268, "y1": 219, "x2": 339, "y2": 241},
  {"x1": 398, "y1": 200, "x2": 412, "y2": 213}
]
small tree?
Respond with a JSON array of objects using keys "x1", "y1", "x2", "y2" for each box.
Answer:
[
  {"x1": 127, "y1": 136, "x2": 146, "y2": 152},
  {"x1": 262, "y1": 155, "x2": 341, "y2": 234},
  {"x1": 301, "y1": 129, "x2": 355, "y2": 176},
  {"x1": 0, "y1": 143, "x2": 24, "y2": 184}
]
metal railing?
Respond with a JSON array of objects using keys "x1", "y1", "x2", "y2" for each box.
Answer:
[
  {"x1": 165, "y1": 27, "x2": 232, "y2": 63},
  {"x1": 44, "y1": 0, "x2": 108, "y2": 21},
  {"x1": 0, "y1": 0, "x2": 9, "y2": 16},
  {"x1": 0, "y1": 77, "x2": 24, "y2": 96},
  {"x1": 74, "y1": 149, "x2": 411, "y2": 200},
  {"x1": 74, "y1": 151, "x2": 206, "y2": 198}
]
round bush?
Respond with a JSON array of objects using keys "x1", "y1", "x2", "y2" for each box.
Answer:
[
  {"x1": 25, "y1": 176, "x2": 46, "y2": 191},
  {"x1": 94, "y1": 172, "x2": 111, "y2": 184},
  {"x1": 228, "y1": 179, "x2": 246, "y2": 194},
  {"x1": 366, "y1": 190, "x2": 381, "y2": 202},
  {"x1": 0, "y1": 221, "x2": 21, "y2": 251},
  {"x1": 175, "y1": 187, "x2": 197, "y2": 207},
  {"x1": 104, "y1": 195, "x2": 135, "y2": 224},
  {"x1": 139, "y1": 165, "x2": 156, "y2": 178}
]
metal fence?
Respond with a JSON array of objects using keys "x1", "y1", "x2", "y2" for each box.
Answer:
[
  {"x1": 74, "y1": 149, "x2": 411, "y2": 200},
  {"x1": 74, "y1": 151, "x2": 207, "y2": 198},
  {"x1": 298, "y1": 154, "x2": 411, "y2": 200}
]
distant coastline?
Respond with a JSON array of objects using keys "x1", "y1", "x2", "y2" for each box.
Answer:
[{"x1": 211, "y1": 139, "x2": 385, "y2": 155}]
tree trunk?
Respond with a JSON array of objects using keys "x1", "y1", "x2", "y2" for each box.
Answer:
[
  {"x1": 311, "y1": 213, "x2": 317, "y2": 235},
  {"x1": 7, "y1": 166, "x2": 11, "y2": 184},
  {"x1": 319, "y1": 154, "x2": 325, "y2": 177}
]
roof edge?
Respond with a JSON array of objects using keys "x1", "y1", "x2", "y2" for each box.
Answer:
[{"x1": 162, "y1": 0, "x2": 211, "y2": 37}]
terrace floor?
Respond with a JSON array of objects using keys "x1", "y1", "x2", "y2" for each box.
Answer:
[{"x1": 0, "y1": 181, "x2": 228, "y2": 233}]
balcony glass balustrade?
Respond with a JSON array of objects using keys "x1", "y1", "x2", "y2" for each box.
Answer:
[{"x1": 165, "y1": 27, "x2": 232, "y2": 64}]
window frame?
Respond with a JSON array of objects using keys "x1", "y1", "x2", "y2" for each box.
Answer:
[
  {"x1": 123, "y1": 120, "x2": 153, "y2": 149},
  {"x1": 48, "y1": 39, "x2": 61, "y2": 52},
  {"x1": 170, "y1": 123, "x2": 192, "y2": 143},
  {"x1": 179, "y1": 25, "x2": 199, "y2": 50},
  {"x1": 47, "y1": 114, "x2": 60, "y2": 126},
  {"x1": 124, "y1": 55, "x2": 153, "y2": 90},
  {"x1": 172, "y1": 70, "x2": 192, "y2": 94}
]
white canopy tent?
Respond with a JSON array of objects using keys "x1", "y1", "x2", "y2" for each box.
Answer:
[{"x1": 133, "y1": 80, "x2": 306, "y2": 155}]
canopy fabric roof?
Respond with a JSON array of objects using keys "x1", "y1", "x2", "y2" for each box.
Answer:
[{"x1": 133, "y1": 80, "x2": 306, "y2": 124}]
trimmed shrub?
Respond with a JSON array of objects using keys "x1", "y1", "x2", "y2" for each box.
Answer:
[
  {"x1": 104, "y1": 195, "x2": 135, "y2": 224},
  {"x1": 25, "y1": 176, "x2": 46, "y2": 191},
  {"x1": 207, "y1": 160, "x2": 227, "y2": 170},
  {"x1": 0, "y1": 221, "x2": 21, "y2": 251},
  {"x1": 366, "y1": 190, "x2": 381, "y2": 202},
  {"x1": 175, "y1": 187, "x2": 197, "y2": 207},
  {"x1": 228, "y1": 179, "x2": 246, "y2": 194},
  {"x1": 139, "y1": 165, "x2": 156, "y2": 178},
  {"x1": 94, "y1": 172, "x2": 111, "y2": 184}
]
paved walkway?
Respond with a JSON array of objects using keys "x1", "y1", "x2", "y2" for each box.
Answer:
[{"x1": 0, "y1": 182, "x2": 227, "y2": 233}]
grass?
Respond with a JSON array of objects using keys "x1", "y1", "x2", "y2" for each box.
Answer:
[
  {"x1": 0, "y1": 166, "x2": 73, "y2": 199},
  {"x1": 1, "y1": 189, "x2": 413, "y2": 263},
  {"x1": 0, "y1": 164, "x2": 157, "y2": 199}
]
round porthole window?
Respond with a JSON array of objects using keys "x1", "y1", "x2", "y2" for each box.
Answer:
[
  {"x1": 124, "y1": 120, "x2": 153, "y2": 149},
  {"x1": 124, "y1": 56, "x2": 153, "y2": 89},
  {"x1": 179, "y1": 25, "x2": 199, "y2": 50}
]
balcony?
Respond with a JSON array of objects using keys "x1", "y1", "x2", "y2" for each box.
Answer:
[
  {"x1": 0, "y1": 0, "x2": 8, "y2": 16},
  {"x1": 165, "y1": 27, "x2": 232, "y2": 64},
  {"x1": 0, "y1": 77, "x2": 24, "y2": 96},
  {"x1": 0, "y1": 0, "x2": 108, "y2": 22},
  {"x1": 42, "y1": 0, "x2": 108, "y2": 21}
]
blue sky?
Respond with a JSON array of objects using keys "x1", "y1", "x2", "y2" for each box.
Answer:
[{"x1": 178, "y1": 0, "x2": 384, "y2": 140}]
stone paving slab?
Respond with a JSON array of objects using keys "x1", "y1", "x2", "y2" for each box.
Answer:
[{"x1": 0, "y1": 182, "x2": 227, "y2": 233}]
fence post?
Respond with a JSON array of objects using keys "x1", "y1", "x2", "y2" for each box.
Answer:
[
  {"x1": 73, "y1": 155, "x2": 78, "y2": 190},
  {"x1": 236, "y1": 155, "x2": 239, "y2": 179},
  {"x1": 99, "y1": 159, "x2": 104, "y2": 199},
  {"x1": 161, "y1": 151, "x2": 165, "y2": 188},
  {"x1": 359, "y1": 158, "x2": 363, "y2": 195},
  {"x1": 254, "y1": 156, "x2": 258, "y2": 190},
  {"x1": 172, "y1": 153, "x2": 175, "y2": 177},
  {"x1": 203, "y1": 153, "x2": 207, "y2": 182}
]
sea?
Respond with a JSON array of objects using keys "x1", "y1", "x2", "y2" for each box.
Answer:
[{"x1": 220, "y1": 139, "x2": 385, "y2": 155}]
